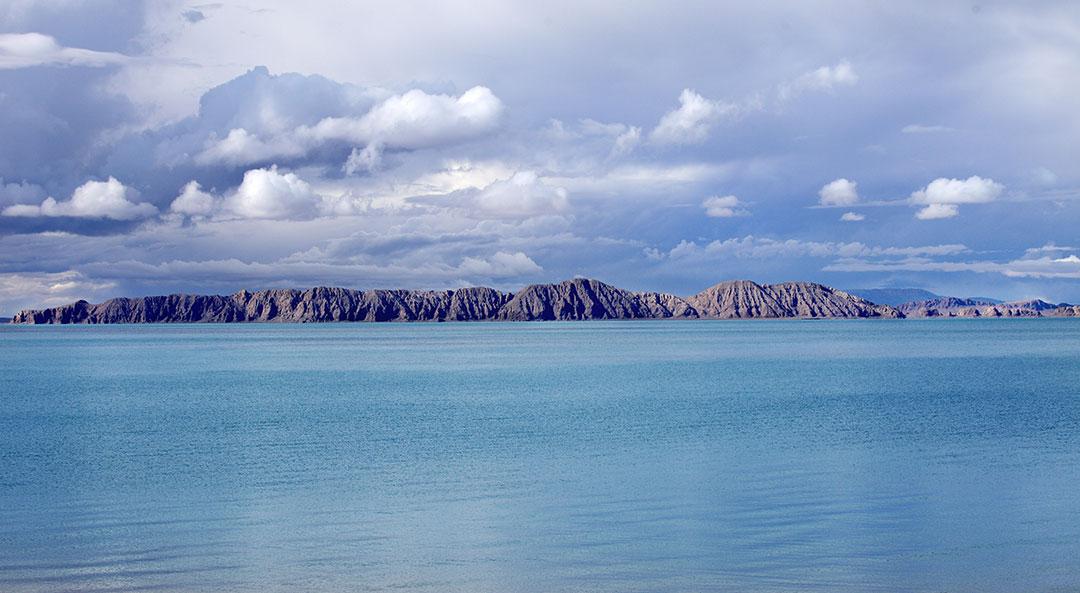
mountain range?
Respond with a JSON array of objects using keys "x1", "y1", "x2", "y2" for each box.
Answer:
[
  {"x1": 896, "y1": 297, "x2": 1079, "y2": 318},
  {"x1": 12, "y1": 278, "x2": 897, "y2": 324},
  {"x1": 10, "y1": 278, "x2": 1078, "y2": 324}
]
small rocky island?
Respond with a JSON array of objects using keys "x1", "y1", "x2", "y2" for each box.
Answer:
[{"x1": 9, "y1": 278, "x2": 1079, "y2": 324}]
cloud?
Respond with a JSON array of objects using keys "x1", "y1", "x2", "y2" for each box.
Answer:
[
  {"x1": 551, "y1": 162, "x2": 731, "y2": 195},
  {"x1": 610, "y1": 126, "x2": 642, "y2": 158},
  {"x1": 911, "y1": 175, "x2": 1003, "y2": 204},
  {"x1": 0, "y1": 32, "x2": 129, "y2": 69},
  {"x1": 840, "y1": 211, "x2": 865, "y2": 222},
  {"x1": 1028, "y1": 167, "x2": 1058, "y2": 186},
  {"x1": 0, "y1": 178, "x2": 46, "y2": 206},
  {"x1": 914, "y1": 203, "x2": 959, "y2": 220},
  {"x1": 541, "y1": 118, "x2": 641, "y2": 159},
  {"x1": 224, "y1": 166, "x2": 323, "y2": 219},
  {"x1": 778, "y1": 61, "x2": 858, "y2": 102},
  {"x1": 2, "y1": 177, "x2": 157, "y2": 220},
  {"x1": 665, "y1": 235, "x2": 967, "y2": 261},
  {"x1": 457, "y1": 251, "x2": 543, "y2": 277},
  {"x1": 194, "y1": 128, "x2": 307, "y2": 166},
  {"x1": 702, "y1": 195, "x2": 749, "y2": 218},
  {"x1": 910, "y1": 175, "x2": 1003, "y2": 219},
  {"x1": 650, "y1": 89, "x2": 737, "y2": 145},
  {"x1": 470, "y1": 171, "x2": 569, "y2": 218},
  {"x1": 169, "y1": 181, "x2": 217, "y2": 217},
  {"x1": 404, "y1": 160, "x2": 519, "y2": 196},
  {"x1": 300, "y1": 86, "x2": 504, "y2": 149},
  {"x1": 66, "y1": 247, "x2": 550, "y2": 294},
  {"x1": 902, "y1": 124, "x2": 954, "y2": 134},
  {"x1": 0, "y1": 270, "x2": 117, "y2": 314},
  {"x1": 6, "y1": 5, "x2": 1080, "y2": 305},
  {"x1": 343, "y1": 143, "x2": 383, "y2": 175},
  {"x1": 1024, "y1": 243, "x2": 1076, "y2": 257},
  {"x1": 993, "y1": 255, "x2": 1080, "y2": 278},
  {"x1": 818, "y1": 178, "x2": 859, "y2": 206},
  {"x1": 578, "y1": 119, "x2": 629, "y2": 136},
  {"x1": 825, "y1": 251, "x2": 1080, "y2": 280},
  {"x1": 95, "y1": 66, "x2": 390, "y2": 190},
  {"x1": 192, "y1": 84, "x2": 504, "y2": 167}
]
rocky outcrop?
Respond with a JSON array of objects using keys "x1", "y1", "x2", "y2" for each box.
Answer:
[
  {"x1": 687, "y1": 280, "x2": 784, "y2": 318},
  {"x1": 10, "y1": 295, "x2": 245, "y2": 324},
  {"x1": 898, "y1": 297, "x2": 1072, "y2": 318},
  {"x1": 1047, "y1": 305, "x2": 1080, "y2": 317},
  {"x1": 495, "y1": 278, "x2": 694, "y2": 321},
  {"x1": 1, "y1": 277, "x2": 940, "y2": 324},
  {"x1": 767, "y1": 282, "x2": 902, "y2": 318},
  {"x1": 686, "y1": 280, "x2": 901, "y2": 319}
]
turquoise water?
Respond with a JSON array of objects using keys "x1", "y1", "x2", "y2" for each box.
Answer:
[{"x1": 2, "y1": 320, "x2": 1080, "y2": 592}]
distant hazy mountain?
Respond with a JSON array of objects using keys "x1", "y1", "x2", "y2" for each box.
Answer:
[
  {"x1": 11, "y1": 278, "x2": 901, "y2": 324},
  {"x1": 845, "y1": 288, "x2": 941, "y2": 306},
  {"x1": 898, "y1": 297, "x2": 1076, "y2": 318}
]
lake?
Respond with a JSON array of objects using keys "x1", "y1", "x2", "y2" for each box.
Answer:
[{"x1": 2, "y1": 320, "x2": 1079, "y2": 592}]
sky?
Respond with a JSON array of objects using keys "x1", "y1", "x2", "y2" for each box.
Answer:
[{"x1": 1, "y1": 0, "x2": 1079, "y2": 314}]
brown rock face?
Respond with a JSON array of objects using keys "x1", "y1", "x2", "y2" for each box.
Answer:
[
  {"x1": 232, "y1": 286, "x2": 511, "y2": 322},
  {"x1": 686, "y1": 280, "x2": 901, "y2": 319},
  {"x1": 687, "y1": 280, "x2": 785, "y2": 318},
  {"x1": 10, "y1": 278, "x2": 909, "y2": 324},
  {"x1": 495, "y1": 278, "x2": 693, "y2": 321}
]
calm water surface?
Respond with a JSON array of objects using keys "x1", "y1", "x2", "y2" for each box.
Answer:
[{"x1": 1, "y1": 320, "x2": 1079, "y2": 592}]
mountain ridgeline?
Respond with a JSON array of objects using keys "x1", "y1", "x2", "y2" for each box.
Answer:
[
  {"x1": 896, "y1": 297, "x2": 1079, "y2": 318},
  {"x1": 12, "y1": 279, "x2": 905, "y2": 324}
]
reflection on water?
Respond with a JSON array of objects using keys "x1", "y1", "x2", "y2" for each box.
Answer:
[{"x1": 1, "y1": 320, "x2": 1079, "y2": 592}]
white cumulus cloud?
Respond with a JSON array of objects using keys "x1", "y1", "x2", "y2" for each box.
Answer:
[
  {"x1": 650, "y1": 89, "x2": 737, "y2": 145},
  {"x1": 818, "y1": 178, "x2": 859, "y2": 206},
  {"x1": 2, "y1": 177, "x2": 157, "y2": 220},
  {"x1": 840, "y1": 211, "x2": 865, "y2": 222},
  {"x1": 301, "y1": 86, "x2": 504, "y2": 149},
  {"x1": 170, "y1": 181, "x2": 218, "y2": 217},
  {"x1": 910, "y1": 175, "x2": 1003, "y2": 219},
  {"x1": 225, "y1": 166, "x2": 323, "y2": 220},
  {"x1": 193, "y1": 85, "x2": 504, "y2": 166},
  {"x1": 702, "y1": 195, "x2": 749, "y2": 218}
]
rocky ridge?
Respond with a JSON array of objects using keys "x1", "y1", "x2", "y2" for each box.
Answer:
[
  {"x1": 12, "y1": 278, "x2": 903, "y2": 324},
  {"x1": 897, "y1": 297, "x2": 1078, "y2": 318}
]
